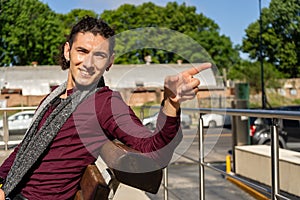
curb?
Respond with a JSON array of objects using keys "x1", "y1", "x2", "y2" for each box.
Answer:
[
  {"x1": 226, "y1": 176, "x2": 269, "y2": 200},
  {"x1": 225, "y1": 155, "x2": 269, "y2": 200},
  {"x1": 113, "y1": 183, "x2": 151, "y2": 200}
]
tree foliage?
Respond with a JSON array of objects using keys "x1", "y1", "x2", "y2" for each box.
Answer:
[
  {"x1": 0, "y1": 0, "x2": 65, "y2": 66},
  {"x1": 100, "y1": 2, "x2": 240, "y2": 69},
  {"x1": 0, "y1": 1, "x2": 239, "y2": 68},
  {"x1": 58, "y1": 9, "x2": 98, "y2": 37},
  {"x1": 242, "y1": 0, "x2": 300, "y2": 78},
  {"x1": 228, "y1": 60, "x2": 285, "y2": 93}
]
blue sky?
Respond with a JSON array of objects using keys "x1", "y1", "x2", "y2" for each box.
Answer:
[{"x1": 41, "y1": 0, "x2": 270, "y2": 46}]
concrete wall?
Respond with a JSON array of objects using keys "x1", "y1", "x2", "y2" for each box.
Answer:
[
  {"x1": 0, "y1": 94, "x2": 45, "y2": 107},
  {"x1": 235, "y1": 145, "x2": 300, "y2": 197},
  {"x1": 0, "y1": 90, "x2": 162, "y2": 107}
]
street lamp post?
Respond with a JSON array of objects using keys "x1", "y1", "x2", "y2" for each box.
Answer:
[{"x1": 259, "y1": 0, "x2": 267, "y2": 109}]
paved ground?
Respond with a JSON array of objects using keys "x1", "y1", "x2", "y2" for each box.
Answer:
[
  {"x1": 146, "y1": 158, "x2": 256, "y2": 200},
  {"x1": 0, "y1": 149, "x2": 13, "y2": 163}
]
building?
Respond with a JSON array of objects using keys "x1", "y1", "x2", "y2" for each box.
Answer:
[{"x1": 0, "y1": 64, "x2": 225, "y2": 107}]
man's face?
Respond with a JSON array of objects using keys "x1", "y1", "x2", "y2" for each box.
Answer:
[{"x1": 64, "y1": 32, "x2": 113, "y2": 88}]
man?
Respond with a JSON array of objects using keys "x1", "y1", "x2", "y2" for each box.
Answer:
[{"x1": 0, "y1": 16, "x2": 211, "y2": 199}]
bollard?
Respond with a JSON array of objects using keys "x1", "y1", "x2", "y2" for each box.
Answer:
[{"x1": 226, "y1": 155, "x2": 231, "y2": 174}]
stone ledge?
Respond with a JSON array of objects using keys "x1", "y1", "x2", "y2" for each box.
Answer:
[{"x1": 235, "y1": 145, "x2": 300, "y2": 197}]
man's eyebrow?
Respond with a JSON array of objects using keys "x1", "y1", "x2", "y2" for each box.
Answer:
[{"x1": 76, "y1": 46, "x2": 89, "y2": 53}]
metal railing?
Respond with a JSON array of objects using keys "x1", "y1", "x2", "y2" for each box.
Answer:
[
  {"x1": 1, "y1": 106, "x2": 300, "y2": 199},
  {"x1": 0, "y1": 107, "x2": 37, "y2": 150},
  {"x1": 195, "y1": 108, "x2": 291, "y2": 200},
  {"x1": 140, "y1": 106, "x2": 300, "y2": 200}
]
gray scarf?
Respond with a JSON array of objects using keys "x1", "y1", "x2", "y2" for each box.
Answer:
[{"x1": 3, "y1": 81, "x2": 100, "y2": 196}]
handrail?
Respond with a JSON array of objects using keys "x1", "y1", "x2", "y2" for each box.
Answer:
[
  {"x1": 0, "y1": 107, "x2": 37, "y2": 111},
  {"x1": 141, "y1": 105, "x2": 300, "y2": 200},
  {"x1": 1, "y1": 106, "x2": 300, "y2": 199},
  {"x1": 0, "y1": 107, "x2": 37, "y2": 150},
  {"x1": 141, "y1": 105, "x2": 300, "y2": 120}
]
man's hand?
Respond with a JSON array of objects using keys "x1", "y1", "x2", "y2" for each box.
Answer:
[
  {"x1": 163, "y1": 63, "x2": 212, "y2": 116},
  {"x1": 0, "y1": 189, "x2": 5, "y2": 200}
]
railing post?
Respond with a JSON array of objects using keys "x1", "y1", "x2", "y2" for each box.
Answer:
[
  {"x1": 198, "y1": 113, "x2": 205, "y2": 200},
  {"x1": 271, "y1": 118, "x2": 280, "y2": 200},
  {"x1": 140, "y1": 105, "x2": 145, "y2": 120},
  {"x1": 3, "y1": 110, "x2": 9, "y2": 151},
  {"x1": 163, "y1": 167, "x2": 168, "y2": 200}
]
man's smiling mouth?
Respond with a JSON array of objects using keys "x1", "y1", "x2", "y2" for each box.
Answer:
[{"x1": 79, "y1": 68, "x2": 94, "y2": 77}]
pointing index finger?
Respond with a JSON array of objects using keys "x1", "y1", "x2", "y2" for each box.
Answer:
[{"x1": 183, "y1": 62, "x2": 212, "y2": 76}]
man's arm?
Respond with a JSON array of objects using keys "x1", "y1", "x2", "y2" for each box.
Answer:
[
  {"x1": 0, "y1": 145, "x2": 19, "y2": 179},
  {"x1": 0, "y1": 145, "x2": 19, "y2": 199},
  {"x1": 100, "y1": 63, "x2": 211, "y2": 167}
]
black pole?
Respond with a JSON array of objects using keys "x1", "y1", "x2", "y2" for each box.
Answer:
[{"x1": 259, "y1": 0, "x2": 266, "y2": 109}]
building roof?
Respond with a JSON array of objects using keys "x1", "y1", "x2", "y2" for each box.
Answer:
[{"x1": 0, "y1": 64, "x2": 222, "y2": 95}]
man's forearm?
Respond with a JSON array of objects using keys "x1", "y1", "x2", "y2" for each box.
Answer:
[{"x1": 162, "y1": 98, "x2": 180, "y2": 117}]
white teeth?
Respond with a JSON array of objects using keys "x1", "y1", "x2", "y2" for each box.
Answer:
[
  {"x1": 80, "y1": 69, "x2": 90, "y2": 76},
  {"x1": 82, "y1": 71, "x2": 89, "y2": 75}
]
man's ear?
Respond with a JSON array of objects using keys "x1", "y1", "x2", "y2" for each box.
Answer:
[
  {"x1": 64, "y1": 42, "x2": 70, "y2": 61},
  {"x1": 106, "y1": 53, "x2": 115, "y2": 71}
]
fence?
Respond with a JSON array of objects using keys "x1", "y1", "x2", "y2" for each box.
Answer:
[
  {"x1": 0, "y1": 106, "x2": 37, "y2": 150},
  {"x1": 1, "y1": 106, "x2": 300, "y2": 199},
  {"x1": 140, "y1": 105, "x2": 300, "y2": 200}
]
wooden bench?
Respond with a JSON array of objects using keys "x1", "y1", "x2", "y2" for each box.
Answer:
[{"x1": 74, "y1": 141, "x2": 163, "y2": 200}]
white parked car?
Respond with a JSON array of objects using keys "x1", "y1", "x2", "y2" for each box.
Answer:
[
  {"x1": 201, "y1": 113, "x2": 231, "y2": 128},
  {"x1": 0, "y1": 110, "x2": 35, "y2": 136},
  {"x1": 142, "y1": 112, "x2": 192, "y2": 130}
]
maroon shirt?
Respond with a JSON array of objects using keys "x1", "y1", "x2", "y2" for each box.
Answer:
[{"x1": 0, "y1": 86, "x2": 182, "y2": 199}]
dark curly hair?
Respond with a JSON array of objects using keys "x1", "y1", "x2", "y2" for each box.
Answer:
[{"x1": 59, "y1": 16, "x2": 115, "y2": 70}]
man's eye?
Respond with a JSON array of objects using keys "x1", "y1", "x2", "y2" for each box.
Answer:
[
  {"x1": 94, "y1": 52, "x2": 107, "y2": 59},
  {"x1": 78, "y1": 49, "x2": 87, "y2": 54}
]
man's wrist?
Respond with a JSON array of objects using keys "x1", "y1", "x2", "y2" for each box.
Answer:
[{"x1": 162, "y1": 98, "x2": 180, "y2": 117}]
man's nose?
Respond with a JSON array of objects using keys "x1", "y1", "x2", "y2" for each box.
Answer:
[{"x1": 82, "y1": 53, "x2": 94, "y2": 68}]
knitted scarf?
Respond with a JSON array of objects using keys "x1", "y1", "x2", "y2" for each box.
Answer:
[{"x1": 2, "y1": 81, "x2": 101, "y2": 196}]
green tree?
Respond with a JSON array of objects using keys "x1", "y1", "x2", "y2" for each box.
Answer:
[
  {"x1": 0, "y1": 0, "x2": 65, "y2": 66},
  {"x1": 59, "y1": 9, "x2": 98, "y2": 37},
  {"x1": 101, "y1": 2, "x2": 240, "y2": 69},
  {"x1": 228, "y1": 60, "x2": 285, "y2": 94},
  {"x1": 242, "y1": 0, "x2": 300, "y2": 77}
]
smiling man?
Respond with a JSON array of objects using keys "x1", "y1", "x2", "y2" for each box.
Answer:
[
  {"x1": 0, "y1": 16, "x2": 210, "y2": 199},
  {"x1": 63, "y1": 31, "x2": 114, "y2": 92}
]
